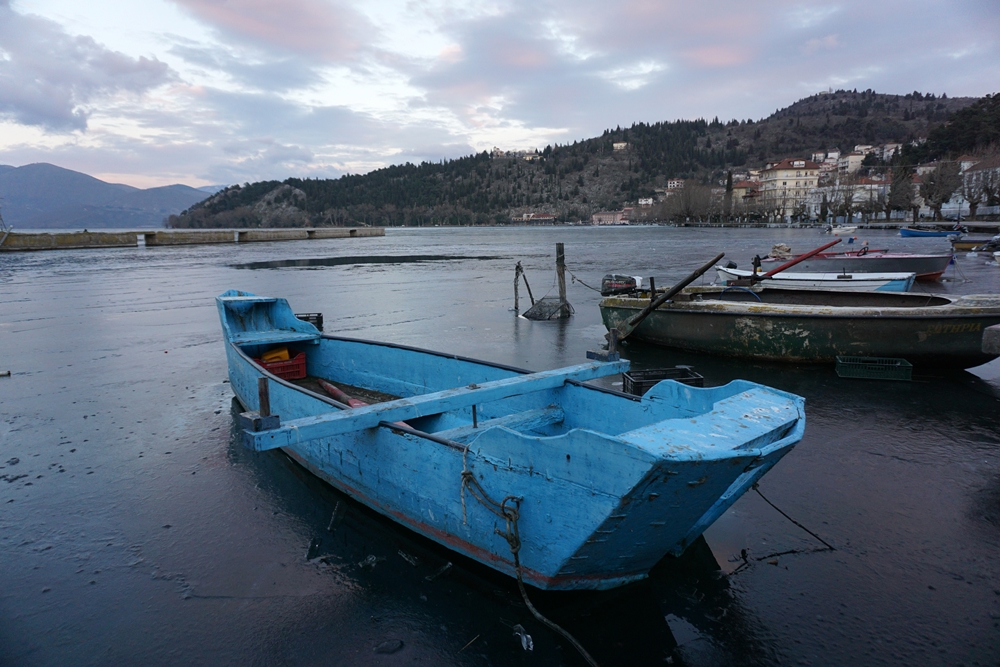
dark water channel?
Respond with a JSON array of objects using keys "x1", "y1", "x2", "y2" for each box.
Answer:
[{"x1": 2, "y1": 226, "x2": 999, "y2": 666}]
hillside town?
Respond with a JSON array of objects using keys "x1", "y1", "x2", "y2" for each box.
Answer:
[{"x1": 581, "y1": 143, "x2": 1000, "y2": 226}]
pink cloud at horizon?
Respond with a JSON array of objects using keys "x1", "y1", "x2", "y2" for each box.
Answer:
[{"x1": 170, "y1": 0, "x2": 368, "y2": 61}]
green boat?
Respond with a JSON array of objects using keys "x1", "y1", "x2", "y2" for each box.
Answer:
[{"x1": 599, "y1": 286, "x2": 1000, "y2": 369}]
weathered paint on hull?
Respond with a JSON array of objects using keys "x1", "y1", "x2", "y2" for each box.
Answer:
[
  {"x1": 600, "y1": 291, "x2": 1000, "y2": 369},
  {"x1": 217, "y1": 288, "x2": 806, "y2": 591}
]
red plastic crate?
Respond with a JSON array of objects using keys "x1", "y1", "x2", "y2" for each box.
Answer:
[{"x1": 255, "y1": 351, "x2": 307, "y2": 380}]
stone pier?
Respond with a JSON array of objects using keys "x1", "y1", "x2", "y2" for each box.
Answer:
[{"x1": 0, "y1": 227, "x2": 384, "y2": 251}]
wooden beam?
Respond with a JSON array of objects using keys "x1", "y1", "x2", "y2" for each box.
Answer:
[
  {"x1": 433, "y1": 406, "x2": 565, "y2": 444},
  {"x1": 244, "y1": 360, "x2": 628, "y2": 451}
]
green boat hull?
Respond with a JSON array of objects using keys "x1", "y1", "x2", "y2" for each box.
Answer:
[{"x1": 600, "y1": 287, "x2": 1000, "y2": 369}]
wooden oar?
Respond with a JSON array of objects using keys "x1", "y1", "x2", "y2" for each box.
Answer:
[
  {"x1": 319, "y1": 378, "x2": 413, "y2": 428},
  {"x1": 613, "y1": 252, "x2": 725, "y2": 342},
  {"x1": 318, "y1": 378, "x2": 368, "y2": 408},
  {"x1": 751, "y1": 238, "x2": 842, "y2": 283}
]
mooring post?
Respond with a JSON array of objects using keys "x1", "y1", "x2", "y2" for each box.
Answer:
[
  {"x1": 258, "y1": 377, "x2": 271, "y2": 417},
  {"x1": 649, "y1": 277, "x2": 656, "y2": 304},
  {"x1": 514, "y1": 262, "x2": 522, "y2": 312},
  {"x1": 556, "y1": 243, "x2": 567, "y2": 305}
]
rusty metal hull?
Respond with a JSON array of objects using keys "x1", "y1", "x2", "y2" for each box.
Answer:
[{"x1": 600, "y1": 287, "x2": 1000, "y2": 369}]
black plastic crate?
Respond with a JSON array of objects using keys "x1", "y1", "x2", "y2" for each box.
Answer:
[
  {"x1": 623, "y1": 366, "x2": 704, "y2": 396},
  {"x1": 835, "y1": 356, "x2": 912, "y2": 381},
  {"x1": 295, "y1": 312, "x2": 323, "y2": 331}
]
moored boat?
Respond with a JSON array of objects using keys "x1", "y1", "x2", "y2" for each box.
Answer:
[
  {"x1": 952, "y1": 234, "x2": 1000, "y2": 253},
  {"x1": 824, "y1": 225, "x2": 857, "y2": 235},
  {"x1": 715, "y1": 266, "x2": 915, "y2": 292},
  {"x1": 218, "y1": 291, "x2": 805, "y2": 591},
  {"x1": 760, "y1": 249, "x2": 953, "y2": 281},
  {"x1": 599, "y1": 286, "x2": 1000, "y2": 368},
  {"x1": 900, "y1": 227, "x2": 963, "y2": 238}
]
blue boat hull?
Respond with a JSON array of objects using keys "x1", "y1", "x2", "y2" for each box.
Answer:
[
  {"x1": 218, "y1": 291, "x2": 806, "y2": 590},
  {"x1": 900, "y1": 227, "x2": 958, "y2": 237}
]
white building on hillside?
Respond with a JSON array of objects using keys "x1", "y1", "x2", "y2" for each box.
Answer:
[{"x1": 759, "y1": 158, "x2": 820, "y2": 218}]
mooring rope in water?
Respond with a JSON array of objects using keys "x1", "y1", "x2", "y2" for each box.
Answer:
[
  {"x1": 950, "y1": 256, "x2": 971, "y2": 283},
  {"x1": 460, "y1": 463, "x2": 600, "y2": 667},
  {"x1": 566, "y1": 267, "x2": 602, "y2": 293},
  {"x1": 753, "y1": 483, "x2": 835, "y2": 551}
]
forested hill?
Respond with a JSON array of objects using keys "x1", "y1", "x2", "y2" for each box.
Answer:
[{"x1": 169, "y1": 89, "x2": 994, "y2": 228}]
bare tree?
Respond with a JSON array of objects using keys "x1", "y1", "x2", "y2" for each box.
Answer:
[
  {"x1": 663, "y1": 184, "x2": 713, "y2": 222},
  {"x1": 919, "y1": 162, "x2": 962, "y2": 220},
  {"x1": 836, "y1": 174, "x2": 858, "y2": 224},
  {"x1": 889, "y1": 166, "x2": 915, "y2": 221},
  {"x1": 962, "y1": 175, "x2": 984, "y2": 219}
]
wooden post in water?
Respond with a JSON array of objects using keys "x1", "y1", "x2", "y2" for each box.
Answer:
[
  {"x1": 514, "y1": 262, "x2": 522, "y2": 312},
  {"x1": 522, "y1": 243, "x2": 573, "y2": 320},
  {"x1": 556, "y1": 243, "x2": 567, "y2": 304}
]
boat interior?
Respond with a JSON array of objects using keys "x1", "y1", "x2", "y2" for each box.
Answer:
[{"x1": 219, "y1": 291, "x2": 802, "y2": 454}]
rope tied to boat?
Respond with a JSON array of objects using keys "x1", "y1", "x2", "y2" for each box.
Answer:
[
  {"x1": 459, "y1": 462, "x2": 600, "y2": 667},
  {"x1": 460, "y1": 469, "x2": 522, "y2": 553},
  {"x1": 566, "y1": 267, "x2": 602, "y2": 293}
]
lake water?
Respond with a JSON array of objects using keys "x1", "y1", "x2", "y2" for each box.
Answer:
[{"x1": 2, "y1": 226, "x2": 999, "y2": 666}]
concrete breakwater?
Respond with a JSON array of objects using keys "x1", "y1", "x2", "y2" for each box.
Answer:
[{"x1": 0, "y1": 227, "x2": 383, "y2": 251}]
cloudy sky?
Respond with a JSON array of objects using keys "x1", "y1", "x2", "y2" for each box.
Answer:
[{"x1": 1, "y1": 0, "x2": 997, "y2": 189}]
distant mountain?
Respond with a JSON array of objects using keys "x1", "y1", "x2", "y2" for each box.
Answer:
[
  {"x1": 197, "y1": 184, "x2": 230, "y2": 194},
  {"x1": 0, "y1": 163, "x2": 209, "y2": 229}
]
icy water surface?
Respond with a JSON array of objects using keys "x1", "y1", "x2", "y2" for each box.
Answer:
[{"x1": 2, "y1": 226, "x2": 1000, "y2": 666}]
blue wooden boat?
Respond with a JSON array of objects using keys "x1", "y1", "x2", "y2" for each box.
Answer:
[
  {"x1": 899, "y1": 227, "x2": 961, "y2": 238},
  {"x1": 217, "y1": 290, "x2": 805, "y2": 591}
]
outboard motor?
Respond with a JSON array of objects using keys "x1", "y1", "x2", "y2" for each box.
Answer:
[{"x1": 600, "y1": 274, "x2": 638, "y2": 296}]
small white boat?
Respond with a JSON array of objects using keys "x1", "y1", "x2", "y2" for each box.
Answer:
[
  {"x1": 824, "y1": 225, "x2": 857, "y2": 235},
  {"x1": 715, "y1": 266, "x2": 916, "y2": 292}
]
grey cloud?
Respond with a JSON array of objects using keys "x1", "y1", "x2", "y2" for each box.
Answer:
[
  {"x1": 404, "y1": 0, "x2": 1000, "y2": 147},
  {"x1": 0, "y1": 1, "x2": 174, "y2": 131},
  {"x1": 168, "y1": 41, "x2": 323, "y2": 92}
]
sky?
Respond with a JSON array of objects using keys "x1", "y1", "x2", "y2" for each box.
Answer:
[{"x1": 0, "y1": 0, "x2": 998, "y2": 189}]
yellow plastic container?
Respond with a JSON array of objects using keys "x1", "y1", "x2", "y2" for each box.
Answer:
[{"x1": 262, "y1": 346, "x2": 290, "y2": 363}]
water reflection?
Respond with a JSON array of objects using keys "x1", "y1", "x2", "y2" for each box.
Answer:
[{"x1": 233, "y1": 254, "x2": 504, "y2": 270}]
